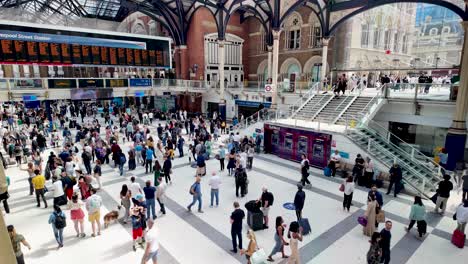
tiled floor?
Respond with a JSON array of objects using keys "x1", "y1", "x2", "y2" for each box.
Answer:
[{"x1": 2, "y1": 121, "x2": 467, "y2": 264}]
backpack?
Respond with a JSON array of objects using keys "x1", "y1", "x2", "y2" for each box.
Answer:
[
  {"x1": 54, "y1": 212, "x2": 66, "y2": 229},
  {"x1": 267, "y1": 192, "x2": 274, "y2": 206},
  {"x1": 120, "y1": 154, "x2": 127, "y2": 164}
]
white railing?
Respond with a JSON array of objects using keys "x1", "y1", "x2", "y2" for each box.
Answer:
[{"x1": 289, "y1": 82, "x2": 320, "y2": 118}]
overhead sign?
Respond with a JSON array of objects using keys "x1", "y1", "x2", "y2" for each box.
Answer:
[
  {"x1": 264, "y1": 84, "x2": 274, "y2": 93},
  {"x1": 23, "y1": 95, "x2": 37, "y2": 101},
  {"x1": 130, "y1": 78, "x2": 152, "y2": 87},
  {"x1": 135, "y1": 91, "x2": 145, "y2": 97},
  {"x1": 235, "y1": 100, "x2": 271, "y2": 108}
]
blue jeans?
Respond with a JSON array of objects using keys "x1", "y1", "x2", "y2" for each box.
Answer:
[
  {"x1": 188, "y1": 194, "x2": 202, "y2": 210},
  {"x1": 147, "y1": 198, "x2": 156, "y2": 220},
  {"x1": 53, "y1": 226, "x2": 64, "y2": 246},
  {"x1": 119, "y1": 164, "x2": 124, "y2": 176},
  {"x1": 210, "y1": 189, "x2": 219, "y2": 206}
]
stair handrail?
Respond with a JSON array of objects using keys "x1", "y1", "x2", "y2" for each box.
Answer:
[
  {"x1": 349, "y1": 111, "x2": 447, "y2": 178},
  {"x1": 231, "y1": 108, "x2": 270, "y2": 131},
  {"x1": 366, "y1": 140, "x2": 434, "y2": 199},
  {"x1": 310, "y1": 94, "x2": 335, "y2": 121},
  {"x1": 357, "y1": 84, "x2": 387, "y2": 122},
  {"x1": 333, "y1": 95, "x2": 354, "y2": 112},
  {"x1": 289, "y1": 82, "x2": 320, "y2": 117}
]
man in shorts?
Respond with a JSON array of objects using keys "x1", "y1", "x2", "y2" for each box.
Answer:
[
  {"x1": 86, "y1": 188, "x2": 102, "y2": 237},
  {"x1": 141, "y1": 219, "x2": 159, "y2": 263}
]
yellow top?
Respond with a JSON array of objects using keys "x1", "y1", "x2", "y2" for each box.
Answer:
[{"x1": 31, "y1": 175, "x2": 46, "y2": 190}]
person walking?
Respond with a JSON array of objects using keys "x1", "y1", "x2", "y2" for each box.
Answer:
[
  {"x1": 187, "y1": 176, "x2": 203, "y2": 213},
  {"x1": 131, "y1": 207, "x2": 145, "y2": 251},
  {"x1": 163, "y1": 155, "x2": 172, "y2": 184},
  {"x1": 93, "y1": 160, "x2": 102, "y2": 190},
  {"x1": 386, "y1": 163, "x2": 402, "y2": 197},
  {"x1": 7, "y1": 225, "x2": 31, "y2": 264},
  {"x1": 368, "y1": 185, "x2": 384, "y2": 208},
  {"x1": 156, "y1": 177, "x2": 167, "y2": 215},
  {"x1": 230, "y1": 201, "x2": 245, "y2": 254},
  {"x1": 143, "y1": 180, "x2": 157, "y2": 220},
  {"x1": 120, "y1": 184, "x2": 132, "y2": 223},
  {"x1": 209, "y1": 171, "x2": 221, "y2": 207},
  {"x1": 235, "y1": 165, "x2": 248, "y2": 198},
  {"x1": 405, "y1": 196, "x2": 426, "y2": 239},
  {"x1": 287, "y1": 221, "x2": 303, "y2": 264},
  {"x1": 145, "y1": 147, "x2": 155, "y2": 174},
  {"x1": 68, "y1": 194, "x2": 86, "y2": 238},
  {"x1": 462, "y1": 171, "x2": 468, "y2": 202},
  {"x1": 86, "y1": 188, "x2": 102, "y2": 237},
  {"x1": 52, "y1": 176, "x2": 66, "y2": 207},
  {"x1": 300, "y1": 154, "x2": 311, "y2": 186},
  {"x1": 267, "y1": 216, "x2": 289, "y2": 262},
  {"x1": 177, "y1": 135, "x2": 185, "y2": 158},
  {"x1": 366, "y1": 232, "x2": 382, "y2": 264},
  {"x1": 128, "y1": 147, "x2": 136, "y2": 171},
  {"x1": 240, "y1": 229, "x2": 257, "y2": 264},
  {"x1": 293, "y1": 184, "x2": 305, "y2": 221},
  {"x1": 129, "y1": 176, "x2": 143, "y2": 206},
  {"x1": 455, "y1": 200, "x2": 468, "y2": 234},
  {"x1": 196, "y1": 151, "x2": 206, "y2": 177},
  {"x1": 247, "y1": 145, "x2": 254, "y2": 170},
  {"x1": 141, "y1": 219, "x2": 160, "y2": 264},
  {"x1": 379, "y1": 221, "x2": 393, "y2": 264},
  {"x1": 260, "y1": 187, "x2": 274, "y2": 229},
  {"x1": 434, "y1": 174, "x2": 454, "y2": 215},
  {"x1": 342, "y1": 176, "x2": 355, "y2": 212},
  {"x1": 227, "y1": 149, "x2": 236, "y2": 176},
  {"x1": 218, "y1": 145, "x2": 226, "y2": 172},
  {"x1": 32, "y1": 169, "x2": 47, "y2": 208},
  {"x1": 48, "y1": 205, "x2": 66, "y2": 249},
  {"x1": 364, "y1": 194, "x2": 378, "y2": 237}
]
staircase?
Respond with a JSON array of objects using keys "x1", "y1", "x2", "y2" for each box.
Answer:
[
  {"x1": 312, "y1": 96, "x2": 355, "y2": 123},
  {"x1": 347, "y1": 121, "x2": 443, "y2": 198},
  {"x1": 335, "y1": 96, "x2": 373, "y2": 125},
  {"x1": 293, "y1": 94, "x2": 334, "y2": 120}
]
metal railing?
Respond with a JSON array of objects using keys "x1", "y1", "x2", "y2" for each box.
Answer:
[
  {"x1": 289, "y1": 82, "x2": 320, "y2": 118},
  {"x1": 384, "y1": 83, "x2": 456, "y2": 102}
]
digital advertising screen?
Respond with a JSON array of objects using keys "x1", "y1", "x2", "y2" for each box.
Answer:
[{"x1": 71, "y1": 88, "x2": 113, "y2": 100}]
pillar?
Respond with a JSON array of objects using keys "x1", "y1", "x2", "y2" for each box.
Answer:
[
  {"x1": 271, "y1": 30, "x2": 280, "y2": 108},
  {"x1": 321, "y1": 38, "x2": 330, "y2": 90},
  {"x1": 218, "y1": 40, "x2": 226, "y2": 120},
  {"x1": 267, "y1": 45, "x2": 273, "y2": 81},
  {"x1": 0, "y1": 157, "x2": 16, "y2": 264},
  {"x1": 445, "y1": 21, "x2": 468, "y2": 170},
  {"x1": 174, "y1": 46, "x2": 181, "y2": 79},
  {"x1": 179, "y1": 45, "x2": 189, "y2": 80}
]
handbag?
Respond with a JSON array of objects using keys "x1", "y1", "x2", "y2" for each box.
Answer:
[
  {"x1": 339, "y1": 184, "x2": 345, "y2": 192},
  {"x1": 376, "y1": 210, "x2": 386, "y2": 223},
  {"x1": 251, "y1": 248, "x2": 267, "y2": 264},
  {"x1": 358, "y1": 216, "x2": 368, "y2": 226}
]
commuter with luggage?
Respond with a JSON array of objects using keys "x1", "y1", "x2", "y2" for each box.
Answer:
[
  {"x1": 245, "y1": 200, "x2": 263, "y2": 231},
  {"x1": 230, "y1": 201, "x2": 245, "y2": 254},
  {"x1": 452, "y1": 200, "x2": 468, "y2": 248},
  {"x1": 235, "y1": 165, "x2": 248, "y2": 197}
]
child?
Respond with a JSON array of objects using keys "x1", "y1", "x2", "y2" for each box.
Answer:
[{"x1": 130, "y1": 206, "x2": 145, "y2": 251}]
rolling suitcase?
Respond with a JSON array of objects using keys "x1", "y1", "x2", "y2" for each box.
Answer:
[
  {"x1": 247, "y1": 211, "x2": 264, "y2": 231},
  {"x1": 451, "y1": 229, "x2": 466, "y2": 248},
  {"x1": 299, "y1": 218, "x2": 311, "y2": 235}
]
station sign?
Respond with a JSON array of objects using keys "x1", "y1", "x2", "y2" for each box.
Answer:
[{"x1": 23, "y1": 95, "x2": 37, "y2": 101}]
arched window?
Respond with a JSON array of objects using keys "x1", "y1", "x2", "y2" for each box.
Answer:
[
  {"x1": 361, "y1": 23, "x2": 369, "y2": 47},
  {"x1": 393, "y1": 31, "x2": 399, "y2": 52},
  {"x1": 284, "y1": 14, "x2": 302, "y2": 50},
  {"x1": 309, "y1": 23, "x2": 321, "y2": 48},
  {"x1": 402, "y1": 34, "x2": 408, "y2": 54},
  {"x1": 373, "y1": 26, "x2": 380, "y2": 48},
  {"x1": 259, "y1": 27, "x2": 268, "y2": 54},
  {"x1": 429, "y1": 28, "x2": 438, "y2": 36},
  {"x1": 384, "y1": 29, "x2": 391, "y2": 50},
  {"x1": 442, "y1": 26, "x2": 450, "y2": 34}
]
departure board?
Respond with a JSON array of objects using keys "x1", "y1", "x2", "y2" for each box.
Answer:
[
  {"x1": 61, "y1": 44, "x2": 71, "y2": 64},
  {"x1": 72, "y1": 44, "x2": 82, "y2": 64},
  {"x1": 14, "y1": 40, "x2": 27, "y2": 62},
  {"x1": 109, "y1": 48, "x2": 117, "y2": 65},
  {"x1": 126, "y1": 48, "x2": 134, "y2": 65},
  {"x1": 134, "y1": 49, "x2": 141, "y2": 66},
  {"x1": 117, "y1": 48, "x2": 126, "y2": 65},
  {"x1": 149, "y1": 50, "x2": 156, "y2": 66},
  {"x1": 141, "y1": 50, "x2": 149, "y2": 66},
  {"x1": 81, "y1": 45, "x2": 91, "y2": 64},
  {"x1": 91, "y1": 46, "x2": 100, "y2": 64},
  {"x1": 156, "y1": 51, "x2": 163, "y2": 66},
  {"x1": 27, "y1": 42, "x2": 38, "y2": 62},
  {"x1": 1, "y1": 39, "x2": 15, "y2": 62},
  {"x1": 100, "y1": 47, "x2": 109, "y2": 65},
  {"x1": 38, "y1": 42, "x2": 50, "y2": 63},
  {"x1": 50, "y1": 43, "x2": 61, "y2": 63}
]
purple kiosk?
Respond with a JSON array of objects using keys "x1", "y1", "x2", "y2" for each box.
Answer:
[{"x1": 263, "y1": 122, "x2": 332, "y2": 168}]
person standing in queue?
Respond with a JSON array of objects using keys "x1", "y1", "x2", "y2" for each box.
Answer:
[
  {"x1": 230, "y1": 201, "x2": 245, "y2": 254},
  {"x1": 259, "y1": 187, "x2": 274, "y2": 229},
  {"x1": 293, "y1": 184, "x2": 305, "y2": 221}
]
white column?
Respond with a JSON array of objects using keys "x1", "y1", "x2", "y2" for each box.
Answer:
[
  {"x1": 449, "y1": 21, "x2": 468, "y2": 134},
  {"x1": 22, "y1": 65, "x2": 30, "y2": 78},
  {"x1": 218, "y1": 40, "x2": 225, "y2": 100},
  {"x1": 267, "y1": 45, "x2": 273, "y2": 81},
  {"x1": 271, "y1": 30, "x2": 280, "y2": 108},
  {"x1": 320, "y1": 38, "x2": 330, "y2": 90}
]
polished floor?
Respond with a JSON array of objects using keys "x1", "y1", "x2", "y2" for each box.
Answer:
[{"x1": 3, "y1": 120, "x2": 467, "y2": 264}]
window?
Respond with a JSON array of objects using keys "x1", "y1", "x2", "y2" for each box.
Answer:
[
  {"x1": 259, "y1": 30, "x2": 268, "y2": 54},
  {"x1": 373, "y1": 27, "x2": 380, "y2": 48},
  {"x1": 393, "y1": 32, "x2": 399, "y2": 52},
  {"x1": 309, "y1": 24, "x2": 321, "y2": 48},
  {"x1": 402, "y1": 34, "x2": 408, "y2": 54},
  {"x1": 361, "y1": 24, "x2": 369, "y2": 47},
  {"x1": 383, "y1": 29, "x2": 391, "y2": 50},
  {"x1": 284, "y1": 133, "x2": 293, "y2": 150},
  {"x1": 429, "y1": 28, "x2": 438, "y2": 36},
  {"x1": 285, "y1": 15, "x2": 301, "y2": 50},
  {"x1": 442, "y1": 26, "x2": 450, "y2": 34}
]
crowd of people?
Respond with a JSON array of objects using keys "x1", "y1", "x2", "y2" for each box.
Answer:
[{"x1": 0, "y1": 100, "x2": 467, "y2": 264}]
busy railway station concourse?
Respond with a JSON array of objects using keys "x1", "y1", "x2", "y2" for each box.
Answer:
[{"x1": 1, "y1": 0, "x2": 468, "y2": 263}]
